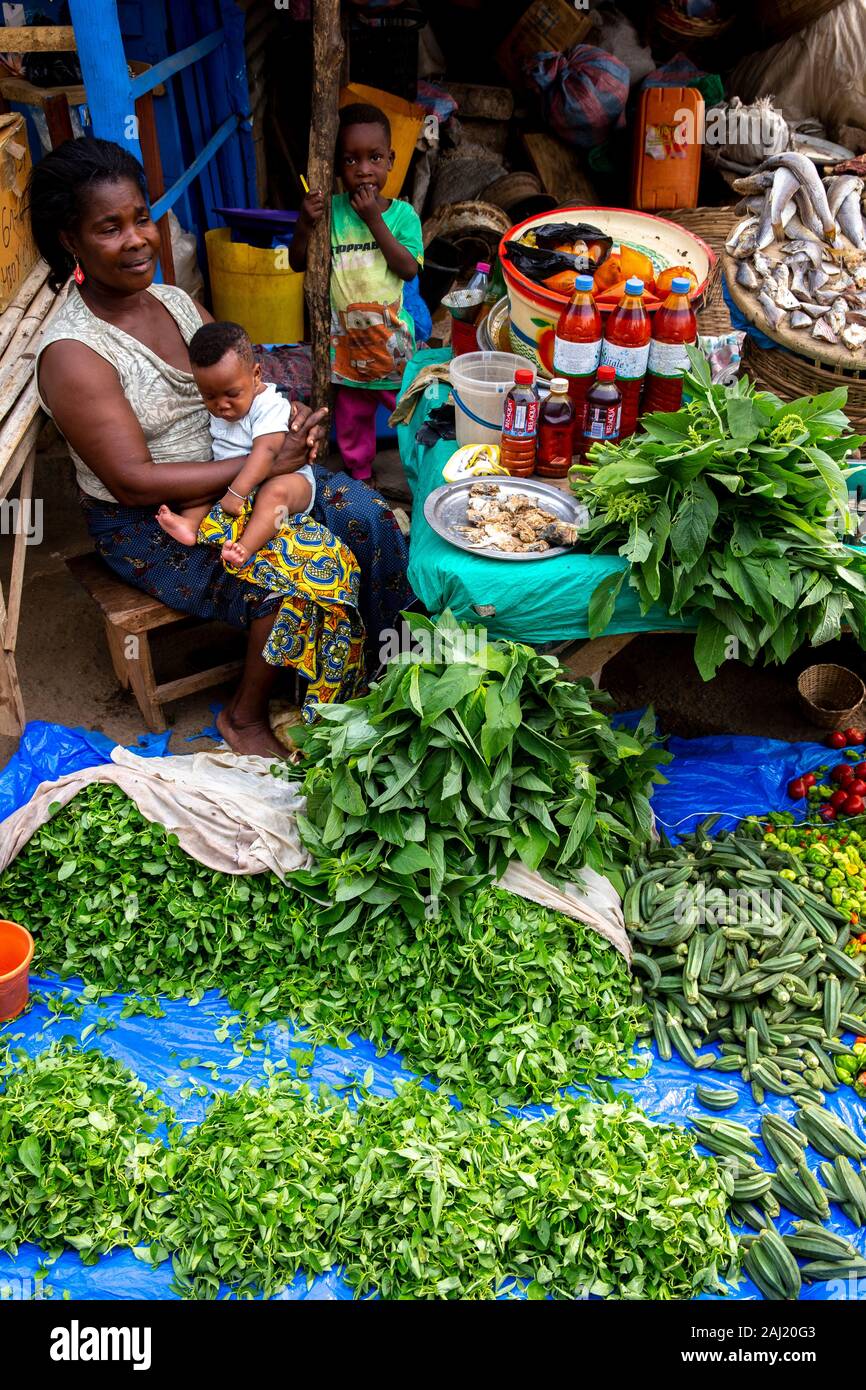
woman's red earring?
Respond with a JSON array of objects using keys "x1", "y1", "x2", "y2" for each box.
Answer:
[{"x1": 73, "y1": 258, "x2": 85, "y2": 285}]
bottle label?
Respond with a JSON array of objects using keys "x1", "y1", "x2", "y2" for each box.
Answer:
[
  {"x1": 648, "y1": 338, "x2": 695, "y2": 378},
  {"x1": 599, "y1": 341, "x2": 650, "y2": 379},
  {"x1": 503, "y1": 398, "x2": 539, "y2": 438},
  {"x1": 584, "y1": 401, "x2": 621, "y2": 443},
  {"x1": 538, "y1": 422, "x2": 574, "y2": 467},
  {"x1": 553, "y1": 335, "x2": 601, "y2": 378}
]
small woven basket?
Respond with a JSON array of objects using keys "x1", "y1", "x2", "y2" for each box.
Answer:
[{"x1": 797, "y1": 664, "x2": 866, "y2": 730}]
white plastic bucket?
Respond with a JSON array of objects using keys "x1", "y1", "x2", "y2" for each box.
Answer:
[{"x1": 449, "y1": 352, "x2": 536, "y2": 448}]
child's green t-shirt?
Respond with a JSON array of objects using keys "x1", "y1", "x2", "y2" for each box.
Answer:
[{"x1": 329, "y1": 193, "x2": 424, "y2": 390}]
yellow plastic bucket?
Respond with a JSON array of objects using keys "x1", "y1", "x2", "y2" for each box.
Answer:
[
  {"x1": 205, "y1": 227, "x2": 305, "y2": 344},
  {"x1": 339, "y1": 83, "x2": 425, "y2": 199}
]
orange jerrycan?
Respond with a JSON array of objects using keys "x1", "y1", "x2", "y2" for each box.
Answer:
[{"x1": 631, "y1": 86, "x2": 703, "y2": 211}]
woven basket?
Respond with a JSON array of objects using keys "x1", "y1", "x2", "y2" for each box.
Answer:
[
  {"x1": 653, "y1": 2, "x2": 736, "y2": 47},
  {"x1": 797, "y1": 664, "x2": 865, "y2": 730},
  {"x1": 743, "y1": 338, "x2": 866, "y2": 430},
  {"x1": 660, "y1": 206, "x2": 739, "y2": 335},
  {"x1": 756, "y1": 0, "x2": 846, "y2": 43}
]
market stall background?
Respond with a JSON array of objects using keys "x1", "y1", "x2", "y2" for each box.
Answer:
[{"x1": 0, "y1": 719, "x2": 863, "y2": 1301}]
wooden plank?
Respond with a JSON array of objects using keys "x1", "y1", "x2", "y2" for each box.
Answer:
[
  {"x1": 135, "y1": 91, "x2": 176, "y2": 285},
  {"x1": 67, "y1": 0, "x2": 144, "y2": 160},
  {"x1": 306, "y1": 0, "x2": 343, "y2": 411},
  {"x1": 155, "y1": 660, "x2": 243, "y2": 703},
  {"x1": 0, "y1": 394, "x2": 40, "y2": 500},
  {"x1": 128, "y1": 28, "x2": 224, "y2": 101},
  {"x1": 3, "y1": 440, "x2": 34, "y2": 653},
  {"x1": 150, "y1": 113, "x2": 238, "y2": 223},
  {"x1": 0, "y1": 26, "x2": 76, "y2": 52},
  {"x1": 43, "y1": 93, "x2": 74, "y2": 149},
  {"x1": 0, "y1": 260, "x2": 50, "y2": 359},
  {"x1": 0, "y1": 643, "x2": 25, "y2": 735},
  {"x1": 125, "y1": 631, "x2": 165, "y2": 732},
  {"x1": 0, "y1": 280, "x2": 57, "y2": 378},
  {"x1": 65, "y1": 552, "x2": 183, "y2": 630}
]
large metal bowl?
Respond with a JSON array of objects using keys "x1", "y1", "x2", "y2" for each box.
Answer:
[{"x1": 423, "y1": 477, "x2": 589, "y2": 562}]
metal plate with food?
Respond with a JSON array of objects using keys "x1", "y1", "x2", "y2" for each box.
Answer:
[{"x1": 423, "y1": 478, "x2": 589, "y2": 561}]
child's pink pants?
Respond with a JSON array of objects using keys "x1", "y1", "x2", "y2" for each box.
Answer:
[{"x1": 334, "y1": 386, "x2": 397, "y2": 481}]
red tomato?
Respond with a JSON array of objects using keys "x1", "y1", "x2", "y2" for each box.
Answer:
[
  {"x1": 855, "y1": 763, "x2": 866, "y2": 778},
  {"x1": 803, "y1": 773, "x2": 817, "y2": 788},
  {"x1": 827, "y1": 732, "x2": 847, "y2": 748},
  {"x1": 844, "y1": 793, "x2": 865, "y2": 816},
  {"x1": 831, "y1": 789, "x2": 850, "y2": 808},
  {"x1": 787, "y1": 778, "x2": 806, "y2": 799},
  {"x1": 820, "y1": 805, "x2": 837, "y2": 821},
  {"x1": 850, "y1": 780, "x2": 866, "y2": 796},
  {"x1": 844, "y1": 728, "x2": 865, "y2": 745},
  {"x1": 831, "y1": 764, "x2": 855, "y2": 785}
]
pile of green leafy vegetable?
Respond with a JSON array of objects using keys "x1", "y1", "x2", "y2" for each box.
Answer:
[
  {"x1": 0, "y1": 785, "x2": 644, "y2": 1106},
  {"x1": 571, "y1": 351, "x2": 866, "y2": 679},
  {"x1": 290, "y1": 610, "x2": 667, "y2": 925},
  {"x1": 160, "y1": 1076, "x2": 739, "y2": 1301},
  {"x1": 0, "y1": 1043, "x2": 738, "y2": 1300},
  {"x1": 0, "y1": 1041, "x2": 171, "y2": 1262}
]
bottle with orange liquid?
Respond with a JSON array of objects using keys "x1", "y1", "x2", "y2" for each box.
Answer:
[
  {"x1": 500, "y1": 368, "x2": 539, "y2": 477},
  {"x1": 599, "y1": 278, "x2": 651, "y2": 439},
  {"x1": 553, "y1": 273, "x2": 602, "y2": 452},
  {"x1": 641, "y1": 277, "x2": 698, "y2": 416},
  {"x1": 536, "y1": 378, "x2": 575, "y2": 478}
]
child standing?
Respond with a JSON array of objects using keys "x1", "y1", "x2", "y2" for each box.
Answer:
[{"x1": 291, "y1": 102, "x2": 424, "y2": 482}]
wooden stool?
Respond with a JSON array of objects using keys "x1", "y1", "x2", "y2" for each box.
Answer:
[{"x1": 66, "y1": 552, "x2": 243, "y2": 733}]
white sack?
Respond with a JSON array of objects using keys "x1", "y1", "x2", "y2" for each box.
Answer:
[{"x1": 730, "y1": 0, "x2": 866, "y2": 138}]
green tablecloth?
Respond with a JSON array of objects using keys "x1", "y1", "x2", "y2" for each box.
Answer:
[{"x1": 397, "y1": 350, "x2": 697, "y2": 645}]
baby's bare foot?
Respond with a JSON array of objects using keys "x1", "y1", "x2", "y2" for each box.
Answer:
[
  {"x1": 221, "y1": 540, "x2": 249, "y2": 566},
  {"x1": 157, "y1": 506, "x2": 199, "y2": 546}
]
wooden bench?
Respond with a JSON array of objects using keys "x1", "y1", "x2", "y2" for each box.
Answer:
[{"x1": 66, "y1": 552, "x2": 242, "y2": 733}]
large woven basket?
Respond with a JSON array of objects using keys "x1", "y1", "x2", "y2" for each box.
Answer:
[
  {"x1": 742, "y1": 338, "x2": 866, "y2": 430},
  {"x1": 797, "y1": 664, "x2": 866, "y2": 730},
  {"x1": 661, "y1": 206, "x2": 739, "y2": 335},
  {"x1": 652, "y1": 1, "x2": 736, "y2": 54},
  {"x1": 756, "y1": 0, "x2": 846, "y2": 43}
]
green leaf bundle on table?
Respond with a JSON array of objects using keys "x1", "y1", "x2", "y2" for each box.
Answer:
[{"x1": 571, "y1": 350, "x2": 866, "y2": 679}]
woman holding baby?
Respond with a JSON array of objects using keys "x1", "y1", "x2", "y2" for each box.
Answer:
[{"x1": 29, "y1": 137, "x2": 414, "y2": 757}]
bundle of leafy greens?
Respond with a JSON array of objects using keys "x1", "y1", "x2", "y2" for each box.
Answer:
[
  {"x1": 571, "y1": 351, "x2": 866, "y2": 679},
  {"x1": 161, "y1": 1076, "x2": 738, "y2": 1301},
  {"x1": 0, "y1": 1041, "x2": 172, "y2": 1262},
  {"x1": 290, "y1": 610, "x2": 668, "y2": 925},
  {"x1": 1, "y1": 785, "x2": 644, "y2": 1106}
]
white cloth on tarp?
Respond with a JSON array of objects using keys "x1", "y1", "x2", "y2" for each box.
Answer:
[
  {"x1": 0, "y1": 749, "x2": 630, "y2": 961},
  {"x1": 0, "y1": 747, "x2": 311, "y2": 880}
]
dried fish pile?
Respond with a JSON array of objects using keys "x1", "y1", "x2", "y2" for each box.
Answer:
[
  {"x1": 726, "y1": 152, "x2": 866, "y2": 354},
  {"x1": 458, "y1": 482, "x2": 579, "y2": 553}
]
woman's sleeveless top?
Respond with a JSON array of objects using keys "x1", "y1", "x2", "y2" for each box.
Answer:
[{"x1": 35, "y1": 282, "x2": 212, "y2": 503}]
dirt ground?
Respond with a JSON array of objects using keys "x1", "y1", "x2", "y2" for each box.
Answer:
[
  {"x1": 0, "y1": 433, "x2": 412, "y2": 769},
  {"x1": 1, "y1": 428, "x2": 856, "y2": 769}
]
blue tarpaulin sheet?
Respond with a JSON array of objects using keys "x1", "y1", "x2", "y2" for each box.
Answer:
[{"x1": 0, "y1": 722, "x2": 864, "y2": 1301}]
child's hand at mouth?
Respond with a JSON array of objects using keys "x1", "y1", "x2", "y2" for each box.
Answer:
[{"x1": 350, "y1": 184, "x2": 382, "y2": 226}]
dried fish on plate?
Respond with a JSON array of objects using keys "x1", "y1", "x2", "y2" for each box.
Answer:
[{"x1": 425, "y1": 480, "x2": 586, "y2": 561}]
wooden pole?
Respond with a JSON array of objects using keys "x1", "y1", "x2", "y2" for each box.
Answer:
[{"x1": 305, "y1": 0, "x2": 344, "y2": 412}]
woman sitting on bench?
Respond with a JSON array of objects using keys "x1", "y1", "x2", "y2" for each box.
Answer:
[{"x1": 29, "y1": 137, "x2": 414, "y2": 758}]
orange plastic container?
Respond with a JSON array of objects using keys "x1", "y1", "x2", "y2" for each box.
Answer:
[
  {"x1": 631, "y1": 87, "x2": 704, "y2": 212},
  {"x1": 0, "y1": 918, "x2": 34, "y2": 1021}
]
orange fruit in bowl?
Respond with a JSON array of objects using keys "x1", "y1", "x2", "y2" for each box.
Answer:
[{"x1": 655, "y1": 264, "x2": 699, "y2": 297}]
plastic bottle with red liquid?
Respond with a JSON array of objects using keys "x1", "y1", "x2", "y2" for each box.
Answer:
[
  {"x1": 580, "y1": 365, "x2": 622, "y2": 452},
  {"x1": 599, "y1": 277, "x2": 651, "y2": 439},
  {"x1": 641, "y1": 276, "x2": 698, "y2": 416},
  {"x1": 536, "y1": 378, "x2": 576, "y2": 478},
  {"x1": 500, "y1": 368, "x2": 539, "y2": 477},
  {"x1": 553, "y1": 273, "x2": 602, "y2": 452}
]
